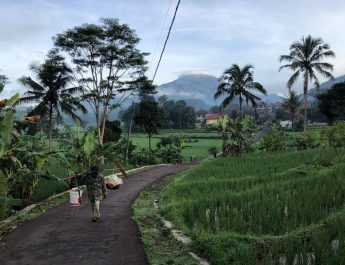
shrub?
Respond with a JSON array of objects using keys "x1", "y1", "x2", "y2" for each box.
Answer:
[
  {"x1": 208, "y1": 146, "x2": 218, "y2": 158},
  {"x1": 262, "y1": 125, "x2": 287, "y2": 152}
]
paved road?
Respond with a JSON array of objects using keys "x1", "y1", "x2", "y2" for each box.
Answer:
[{"x1": 0, "y1": 164, "x2": 195, "y2": 265}]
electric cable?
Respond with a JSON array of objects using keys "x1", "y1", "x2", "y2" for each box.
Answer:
[
  {"x1": 148, "y1": 0, "x2": 173, "y2": 71},
  {"x1": 151, "y1": 0, "x2": 181, "y2": 84}
]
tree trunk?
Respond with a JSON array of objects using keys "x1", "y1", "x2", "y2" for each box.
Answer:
[
  {"x1": 239, "y1": 97, "x2": 242, "y2": 116},
  {"x1": 0, "y1": 171, "x2": 7, "y2": 220},
  {"x1": 125, "y1": 101, "x2": 134, "y2": 164},
  {"x1": 303, "y1": 74, "x2": 309, "y2": 131},
  {"x1": 48, "y1": 103, "x2": 53, "y2": 152},
  {"x1": 148, "y1": 133, "x2": 152, "y2": 161}
]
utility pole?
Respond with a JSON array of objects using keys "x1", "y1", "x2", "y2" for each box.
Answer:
[{"x1": 125, "y1": 101, "x2": 134, "y2": 164}]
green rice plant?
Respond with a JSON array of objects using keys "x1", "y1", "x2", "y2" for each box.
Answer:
[{"x1": 159, "y1": 148, "x2": 345, "y2": 264}]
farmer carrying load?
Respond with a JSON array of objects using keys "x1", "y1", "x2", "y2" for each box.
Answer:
[{"x1": 85, "y1": 165, "x2": 107, "y2": 222}]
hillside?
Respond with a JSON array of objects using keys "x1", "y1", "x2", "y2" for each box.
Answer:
[
  {"x1": 308, "y1": 74, "x2": 345, "y2": 100},
  {"x1": 158, "y1": 74, "x2": 283, "y2": 109}
]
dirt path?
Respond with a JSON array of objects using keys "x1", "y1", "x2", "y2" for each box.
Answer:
[{"x1": 0, "y1": 163, "x2": 195, "y2": 265}]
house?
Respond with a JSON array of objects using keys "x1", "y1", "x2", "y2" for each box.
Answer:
[
  {"x1": 205, "y1": 113, "x2": 221, "y2": 125},
  {"x1": 279, "y1": 120, "x2": 292, "y2": 129},
  {"x1": 24, "y1": 115, "x2": 41, "y2": 122},
  {"x1": 195, "y1": 114, "x2": 206, "y2": 128}
]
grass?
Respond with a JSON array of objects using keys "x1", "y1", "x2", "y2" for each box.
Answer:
[
  {"x1": 159, "y1": 148, "x2": 345, "y2": 264},
  {"x1": 132, "y1": 130, "x2": 222, "y2": 162},
  {"x1": 132, "y1": 175, "x2": 199, "y2": 265}
]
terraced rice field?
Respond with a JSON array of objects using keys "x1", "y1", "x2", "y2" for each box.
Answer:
[{"x1": 160, "y1": 149, "x2": 345, "y2": 264}]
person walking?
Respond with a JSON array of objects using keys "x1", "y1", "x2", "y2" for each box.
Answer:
[{"x1": 85, "y1": 165, "x2": 107, "y2": 222}]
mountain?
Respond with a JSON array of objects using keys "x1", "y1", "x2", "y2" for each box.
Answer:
[
  {"x1": 157, "y1": 74, "x2": 283, "y2": 109},
  {"x1": 158, "y1": 74, "x2": 220, "y2": 109},
  {"x1": 308, "y1": 74, "x2": 345, "y2": 100}
]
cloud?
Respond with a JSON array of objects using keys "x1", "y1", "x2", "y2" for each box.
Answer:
[
  {"x1": 176, "y1": 70, "x2": 214, "y2": 77},
  {"x1": 1, "y1": 0, "x2": 345, "y2": 97}
]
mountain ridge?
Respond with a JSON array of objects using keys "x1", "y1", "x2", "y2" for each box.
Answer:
[{"x1": 157, "y1": 73, "x2": 283, "y2": 109}]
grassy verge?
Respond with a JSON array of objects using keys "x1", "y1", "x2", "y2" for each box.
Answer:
[{"x1": 132, "y1": 175, "x2": 199, "y2": 265}]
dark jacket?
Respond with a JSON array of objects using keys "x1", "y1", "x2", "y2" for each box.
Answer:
[{"x1": 85, "y1": 172, "x2": 107, "y2": 202}]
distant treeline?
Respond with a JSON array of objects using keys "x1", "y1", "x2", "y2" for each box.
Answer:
[{"x1": 119, "y1": 95, "x2": 196, "y2": 131}]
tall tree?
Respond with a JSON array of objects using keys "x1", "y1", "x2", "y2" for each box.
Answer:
[
  {"x1": 317, "y1": 82, "x2": 345, "y2": 123},
  {"x1": 134, "y1": 96, "x2": 163, "y2": 158},
  {"x1": 279, "y1": 35, "x2": 335, "y2": 131},
  {"x1": 281, "y1": 90, "x2": 303, "y2": 130},
  {"x1": 54, "y1": 18, "x2": 148, "y2": 149},
  {"x1": 214, "y1": 64, "x2": 267, "y2": 114},
  {"x1": 17, "y1": 51, "x2": 86, "y2": 152}
]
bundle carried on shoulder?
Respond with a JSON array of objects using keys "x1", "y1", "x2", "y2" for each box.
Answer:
[{"x1": 105, "y1": 174, "x2": 123, "y2": 190}]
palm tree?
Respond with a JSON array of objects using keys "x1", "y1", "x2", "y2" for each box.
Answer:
[
  {"x1": 18, "y1": 51, "x2": 87, "y2": 151},
  {"x1": 281, "y1": 90, "x2": 303, "y2": 131},
  {"x1": 279, "y1": 35, "x2": 335, "y2": 131},
  {"x1": 214, "y1": 64, "x2": 267, "y2": 114}
]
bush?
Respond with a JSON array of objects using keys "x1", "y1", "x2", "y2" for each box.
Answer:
[
  {"x1": 296, "y1": 131, "x2": 319, "y2": 150},
  {"x1": 132, "y1": 148, "x2": 156, "y2": 166},
  {"x1": 262, "y1": 125, "x2": 287, "y2": 152},
  {"x1": 321, "y1": 121, "x2": 345, "y2": 150},
  {"x1": 208, "y1": 146, "x2": 218, "y2": 158},
  {"x1": 156, "y1": 136, "x2": 185, "y2": 164}
]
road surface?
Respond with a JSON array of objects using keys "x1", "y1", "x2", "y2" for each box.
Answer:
[{"x1": 0, "y1": 163, "x2": 195, "y2": 265}]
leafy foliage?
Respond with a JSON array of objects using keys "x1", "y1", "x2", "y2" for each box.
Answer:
[
  {"x1": 214, "y1": 64, "x2": 267, "y2": 113},
  {"x1": 17, "y1": 50, "x2": 86, "y2": 151},
  {"x1": 207, "y1": 146, "x2": 218, "y2": 158},
  {"x1": 103, "y1": 120, "x2": 122, "y2": 143},
  {"x1": 280, "y1": 35, "x2": 335, "y2": 131},
  {"x1": 134, "y1": 97, "x2": 163, "y2": 153},
  {"x1": 262, "y1": 125, "x2": 287, "y2": 152},
  {"x1": 317, "y1": 82, "x2": 345, "y2": 123},
  {"x1": 54, "y1": 18, "x2": 148, "y2": 146},
  {"x1": 321, "y1": 121, "x2": 345, "y2": 151},
  {"x1": 281, "y1": 90, "x2": 303, "y2": 130},
  {"x1": 217, "y1": 115, "x2": 253, "y2": 156},
  {"x1": 156, "y1": 135, "x2": 188, "y2": 164}
]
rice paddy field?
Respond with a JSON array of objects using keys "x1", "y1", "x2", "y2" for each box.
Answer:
[
  {"x1": 131, "y1": 131, "x2": 221, "y2": 161},
  {"x1": 159, "y1": 149, "x2": 345, "y2": 264}
]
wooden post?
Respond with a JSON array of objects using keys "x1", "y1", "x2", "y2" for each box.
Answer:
[{"x1": 115, "y1": 160, "x2": 128, "y2": 179}]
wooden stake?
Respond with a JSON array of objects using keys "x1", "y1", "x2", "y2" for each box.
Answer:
[{"x1": 115, "y1": 160, "x2": 128, "y2": 179}]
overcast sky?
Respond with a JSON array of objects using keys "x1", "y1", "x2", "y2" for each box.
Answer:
[{"x1": 1, "y1": 0, "x2": 345, "y2": 98}]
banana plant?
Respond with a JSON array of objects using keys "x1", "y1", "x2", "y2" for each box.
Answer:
[
  {"x1": 0, "y1": 92, "x2": 21, "y2": 220},
  {"x1": 62, "y1": 125, "x2": 98, "y2": 176}
]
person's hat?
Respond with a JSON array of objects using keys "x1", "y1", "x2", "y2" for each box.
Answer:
[{"x1": 89, "y1": 165, "x2": 100, "y2": 173}]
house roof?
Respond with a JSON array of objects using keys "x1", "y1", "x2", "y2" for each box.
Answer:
[
  {"x1": 24, "y1": 115, "x2": 41, "y2": 122},
  {"x1": 205, "y1": 113, "x2": 221, "y2": 120}
]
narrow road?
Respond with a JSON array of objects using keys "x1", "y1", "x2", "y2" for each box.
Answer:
[{"x1": 0, "y1": 163, "x2": 195, "y2": 265}]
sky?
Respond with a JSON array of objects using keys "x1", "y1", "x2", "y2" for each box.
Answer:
[{"x1": 1, "y1": 0, "x2": 345, "y2": 98}]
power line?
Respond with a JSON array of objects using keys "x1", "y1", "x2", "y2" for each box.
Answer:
[
  {"x1": 148, "y1": 0, "x2": 173, "y2": 71},
  {"x1": 151, "y1": 0, "x2": 181, "y2": 84}
]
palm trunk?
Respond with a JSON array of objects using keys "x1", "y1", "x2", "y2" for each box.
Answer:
[
  {"x1": 239, "y1": 96, "x2": 243, "y2": 116},
  {"x1": 303, "y1": 75, "x2": 309, "y2": 131},
  {"x1": 48, "y1": 103, "x2": 52, "y2": 152}
]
